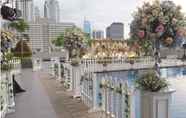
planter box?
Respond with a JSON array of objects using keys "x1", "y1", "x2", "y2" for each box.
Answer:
[{"x1": 141, "y1": 89, "x2": 175, "y2": 118}]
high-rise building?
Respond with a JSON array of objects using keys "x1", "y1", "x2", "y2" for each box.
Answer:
[
  {"x1": 16, "y1": 0, "x2": 34, "y2": 22},
  {"x1": 44, "y1": 0, "x2": 60, "y2": 23},
  {"x1": 92, "y1": 30, "x2": 104, "y2": 39},
  {"x1": 25, "y1": 18, "x2": 75, "y2": 53},
  {"x1": 106, "y1": 22, "x2": 124, "y2": 40},
  {"x1": 83, "y1": 20, "x2": 91, "y2": 37},
  {"x1": 33, "y1": 6, "x2": 40, "y2": 22}
]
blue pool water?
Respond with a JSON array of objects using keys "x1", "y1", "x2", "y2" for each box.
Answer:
[
  {"x1": 131, "y1": 67, "x2": 186, "y2": 118},
  {"x1": 97, "y1": 67, "x2": 186, "y2": 118}
]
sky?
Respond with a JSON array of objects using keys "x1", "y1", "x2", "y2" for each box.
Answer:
[{"x1": 34, "y1": 0, "x2": 186, "y2": 38}]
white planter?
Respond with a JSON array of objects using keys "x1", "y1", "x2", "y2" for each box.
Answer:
[
  {"x1": 140, "y1": 89, "x2": 175, "y2": 118},
  {"x1": 72, "y1": 66, "x2": 81, "y2": 98}
]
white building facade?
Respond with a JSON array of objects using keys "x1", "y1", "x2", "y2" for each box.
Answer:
[{"x1": 26, "y1": 19, "x2": 75, "y2": 53}]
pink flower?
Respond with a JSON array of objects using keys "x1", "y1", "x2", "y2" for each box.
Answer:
[
  {"x1": 137, "y1": 30, "x2": 145, "y2": 39},
  {"x1": 155, "y1": 24, "x2": 165, "y2": 33},
  {"x1": 176, "y1": 28, "x2": 184, "y2": 37}
]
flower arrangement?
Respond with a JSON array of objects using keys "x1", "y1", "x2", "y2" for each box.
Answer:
[
  {"x1": 130, "y1": 0, "x2": 186, "y2": 54},
  {"x1": 135, "y1": 71, "x2": 168, "y2": 92},
  {"x1": 64, "y1": 27, "x2": 87, "y2": 58}
]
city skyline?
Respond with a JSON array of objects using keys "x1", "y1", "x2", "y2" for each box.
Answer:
[{"x1": 34, "y1": 0, "x2": 186, "y2": 38}]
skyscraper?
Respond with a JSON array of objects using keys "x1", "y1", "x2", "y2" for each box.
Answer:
[
  {"x1": 15, "y1": 0, "x2": 34, "y2": 22},
  {"x1": 83, "y1": 20, "x2": 91, "y2": 37},
  {"x1": 92, "y1": 30, "x2": 104, "y2": 39},
  {"x1": 106, "y1": 22, "x2": 124, "y2": 40},
  {"x1": 34, "y1": 6, "x2": 40, "y2": 22},
  {"x1": 44, "y1": 0, "x2": 60, "y2": 23}
]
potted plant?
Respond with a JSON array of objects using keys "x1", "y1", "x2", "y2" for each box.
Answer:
[{"x1": 135, "y1": 71, "x2": 175, "y2": 118}]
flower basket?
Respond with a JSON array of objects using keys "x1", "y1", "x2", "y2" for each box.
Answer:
[{"x1": 135, "y1": 71, "x2": 168, "y2": 92}]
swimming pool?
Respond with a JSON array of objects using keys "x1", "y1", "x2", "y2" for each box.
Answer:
[
  {"x1": 131, "y1": 67, "x2": 186, "y2": 118},
  {"x1": 97, "y1": 67, "x2": 186, "y2": 118}
]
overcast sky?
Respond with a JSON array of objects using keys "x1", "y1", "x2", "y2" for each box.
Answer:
[{"x1": 34, "y1": 0, "x2": 186, "y2": 38}]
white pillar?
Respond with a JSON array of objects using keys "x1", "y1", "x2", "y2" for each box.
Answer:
[
  {"x1": 88, "y1": 73, "x2": 98, "y2": 112},
  {"x1": 141, "y1": 89, "x2": 175, "y2": 118},
  {"x1": 72, "y1": 66, "x2": 81, "y2": 98},
  {"x1": 6, "y1": 72, "x2": 15, "y2": 114},
  {"x1": 57, "y1": 58, "x2": 61, "y2": 81}
]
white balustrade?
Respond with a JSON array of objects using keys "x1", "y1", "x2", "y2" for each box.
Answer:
[{"x1": 0, "y1": 58, "x2": 21, "y2": 118}]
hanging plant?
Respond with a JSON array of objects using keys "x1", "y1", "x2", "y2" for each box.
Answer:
[
  {"x1": 109, "y1": 84, "x2": 115, "y2": 91},
  {"x1": 123, "y1": 84, "x2": 131, "y2": 118},
  {"x1": 115, "y1": 86, "x2": 122, "y2": 94},
  {"x1": 100, "y1": 79, "x2": 107, "y2": 89},
  {"x1": 98, "y1": 92, "x2": 102, "y2": 107},
  {"x1": 115, "y1": 83, "x2": 122, "y2": 94},
  {"x1": 124, "y1": 93, "x2": 131, "y2": 118}
]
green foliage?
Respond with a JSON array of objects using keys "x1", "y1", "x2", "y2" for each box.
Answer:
[
  {"x1": 135, "y1": 71, "x2": 168, "y2": 92},
  {"x1": 1, "y1": 63, "x2": 13, "y2": 71},
  {"x1": 9, "y1": 19, "x2": 29, "y2": 32},
  {"x1": 84, "y1": 36, "x2": 92, "y2": 46},
  {"x1": 52, "y1": 34, "x2": 64, "y2": 47},
  {"x1": 3, "y1": 52, "x2": 14, "y2": 62}
]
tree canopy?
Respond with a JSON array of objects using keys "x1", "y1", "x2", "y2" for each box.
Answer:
[
  {"x1": 9, "y1": 19, "x2": 29, "y2": 33},
  {"x1": 52, "y1": 34, "x2": 64, "y2": 47}
]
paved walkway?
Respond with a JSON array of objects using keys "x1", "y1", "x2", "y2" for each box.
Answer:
[
  {"x1": 6, "y1": 69, "x2": 105, "y2": 118},
  {"x1": 6, "y1": 69, "x2": 58, "y2": 118},
  {"x1": 38, "y1": 71, "x2": 106, "y2": 118}
]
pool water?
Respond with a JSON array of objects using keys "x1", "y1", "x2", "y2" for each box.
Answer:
[
  {"x1": 98, "y1": 67, "x2": 186, "y2": 118},
  {"x1": 131, "y1": 67, "x2": 186, "y2": 118}
]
